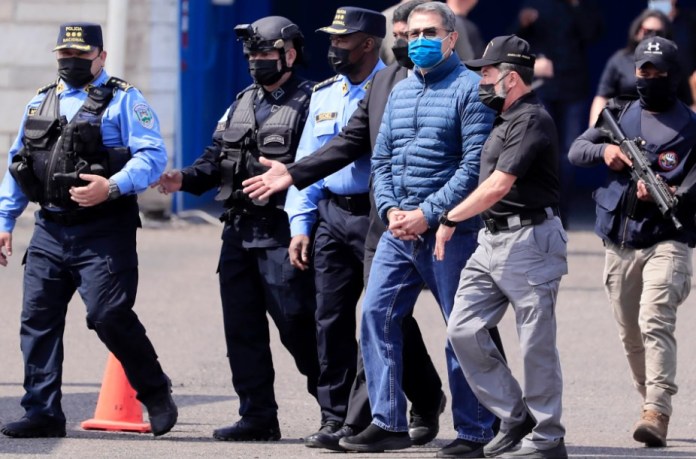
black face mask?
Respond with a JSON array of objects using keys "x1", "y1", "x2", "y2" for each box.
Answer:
[
  {"x1": 478, "y1": 73, "x2": 508, "y2": 113},
  {"x1": 391, "y1": 38, "x2": 414, "y2": 69},
  {"x1": 327, "y1": 44, "x2": 362, "y2": 76},
  {"x1": 249, "y1": 59, "x2": 285, "y2": 86},
  {"x1": 636, "y1": 76, "x2": 677, "y2": 112},
  {"x1": 58, "y1": 57, "x2": 96, "y2": 88}
]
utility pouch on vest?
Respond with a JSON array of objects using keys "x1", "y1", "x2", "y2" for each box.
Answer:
[
  {"x1": 9, "y1": 151, "x2": 42, "y2": 202},
  {"x1": 23, "y1": 116, "x2": 60, "y2": 150},
  {"x1": 216, "y1": 128, "x2": 250, "y2": 202},
  {"x1": 52, "y1": 159, "x2": 106, "y2": 188}
]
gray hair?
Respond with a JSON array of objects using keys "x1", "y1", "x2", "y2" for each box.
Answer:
[
  {"x1": 497, "y1": 62, "x2": 534, "y2": 85},
  {"x1": 408, "y1": 2, "x2": 456, "y2": 32}
]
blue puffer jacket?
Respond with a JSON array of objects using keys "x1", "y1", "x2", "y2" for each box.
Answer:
[{"x1": 372, "y1": 52, "x2": 494, "y2": 230}]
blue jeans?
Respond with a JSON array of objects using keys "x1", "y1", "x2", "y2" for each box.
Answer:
[{"x1": 361, "y1": 229, "x2": 495, "y2": 442}]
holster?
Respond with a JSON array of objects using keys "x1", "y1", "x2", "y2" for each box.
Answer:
[{"x1": 9, "y1": 152, "x2": 42, "y2": 202}]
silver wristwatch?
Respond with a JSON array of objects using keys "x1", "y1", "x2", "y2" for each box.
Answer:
[{"x1": 107, "y1": 179, "x2": 121, "y2": 201}]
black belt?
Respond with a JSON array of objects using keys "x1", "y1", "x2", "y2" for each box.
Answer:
[
  {"x1": 483, "y1": 207, "x2": 559, "y2": 234},
  {"x1": 327, "y1": 191, "x2": 370, "y2": 214},
  {"x1": 39, "y1": 197, "x2": 137, "y2": 226}
]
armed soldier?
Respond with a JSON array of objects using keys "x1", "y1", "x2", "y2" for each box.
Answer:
[
  {"x1": 154, "y1": 16, "x2": 321, "y2": 441},
  {"x1": 569, "y1": 36, "x2": 696, "y2": 447}
]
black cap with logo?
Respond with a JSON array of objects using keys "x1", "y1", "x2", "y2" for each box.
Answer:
[
  {"x1": 53, "y1": 22, "x2": 103, "y2": 52},
  {"x1": 635, "y1": 36, "x2": 679, "y2": 72},
  {"x1": 316, "y1": 7, "x2": 386, "y2": 38},
  {"x1": 465, "y1": 35, "x2": 535, "y2": 70}
]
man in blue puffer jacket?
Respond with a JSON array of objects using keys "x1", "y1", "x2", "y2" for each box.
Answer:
[{"x1": 339, "y1": 2, "x2": 498, "y2": 457}]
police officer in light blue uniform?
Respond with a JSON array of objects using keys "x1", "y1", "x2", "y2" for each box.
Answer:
[
  {"x1": 284, "y1": 6, "x2": 386, "y2": 442},
  {"x1": 0, "y1": 22, "x2": 176, "y2": 438}
]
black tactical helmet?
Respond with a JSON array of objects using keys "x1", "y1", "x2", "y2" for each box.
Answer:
[{"x1": 234, "y1": 16, "x2": 305, "y2": 66}]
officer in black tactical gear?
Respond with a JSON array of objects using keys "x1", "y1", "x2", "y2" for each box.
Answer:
[
  {"x1": 0, "y1": 22, "x2": 176, "y2": 438},
  {"x1": 154, "y1": 16, "x2": 320, "y2": 441}
]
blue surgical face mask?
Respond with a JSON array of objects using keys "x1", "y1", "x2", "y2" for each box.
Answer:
[
  {"x1": 648, "y1": 0, "x2": 672, "y2": 16},
  {"x1": 408, "y1": 34, "x2": 450, "y2": 69}
]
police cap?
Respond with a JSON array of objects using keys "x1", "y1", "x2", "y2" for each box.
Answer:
[
  {"x1": 635, "y1": 36, "x2": 679, "y2": 72},
  {"x1": 316, "y1": 7, "x2": 386, "y2": 38},
  {"x1": 465, "y1": 35, "x2": 535, "y2": 70},
  {"x1": 53, "y1": 22, "x2": 103, "y2": 52}
]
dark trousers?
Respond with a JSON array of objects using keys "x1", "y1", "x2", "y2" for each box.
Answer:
[
  {"x1": 20, "y1": 209, "x2": 168, "y2": 422},
  {"x1": 313, "y1": 199, "x2": 369, "y2": 423},
  {"x1": 218, "y1": 229, "x2": 319, "y2": 423}
]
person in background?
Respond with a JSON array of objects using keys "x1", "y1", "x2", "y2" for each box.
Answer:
[
  {"x1": 513, "y1": 0, "x2": 603, "y2": 228},
  {"x1": 447, "y1": 0, "x2": 486, "y2": 59},
  {"x1": 588, "y1": 9, "x2": 687, "y2": 126}
]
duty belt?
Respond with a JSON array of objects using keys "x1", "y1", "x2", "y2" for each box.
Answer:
[
  {"x1": 483, "y1": 207, "x2": 559, "y2": 234},
  {"x1": 39, "y1": 197, "x2": 136, "y2": 226},
  {"x1": 326, "y1": 191, "x2": 370, "y2": 214}
]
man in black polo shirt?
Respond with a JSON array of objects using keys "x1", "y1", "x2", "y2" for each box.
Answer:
[{"x1": 434, "y1": 35, "x2": 568, "y2": 459}]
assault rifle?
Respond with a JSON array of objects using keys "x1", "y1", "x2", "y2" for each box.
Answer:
[{"x1": 600, "y1": 107, "x2": 682, "y2": 230}]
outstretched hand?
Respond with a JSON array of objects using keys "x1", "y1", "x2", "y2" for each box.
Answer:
[
  {"x1": 152, "y1": 170, "x2": 183, "y2": 194},
  {"x1": 242, "y1": 157, "x2": 294, "y2": 201}
]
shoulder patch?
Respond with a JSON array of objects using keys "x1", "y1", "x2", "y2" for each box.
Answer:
[
  {"x1": 36, "y1": 81, "x2": 57, "y2": 95},
  {"x1": 133, "y1": 103, "x2": 155, "y2": 129},
  {"x1": 312, "y1": 75, "x2": 340, "y2": 93},
  {"x1": 105, "y1": 76, "x2": 134, "y2": 92}
]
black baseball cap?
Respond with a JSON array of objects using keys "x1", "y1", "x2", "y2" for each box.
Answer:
[
  {"x1": 53, "y1": 22, "x2": 103, "y2": 52},
  {"x1": 635, "y1": 36, "x2": 679, "y2": 72},
  {"x1": 316, "y1": 7, "x2": 386, "y2": 38},
  {"x1": 465, "y1": 35, "x2": 535, "y2": 70}
]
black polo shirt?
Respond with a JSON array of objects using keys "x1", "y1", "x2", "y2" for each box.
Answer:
[{"x1": 480, "y1": 92, "x2": 560, "y2": 219}]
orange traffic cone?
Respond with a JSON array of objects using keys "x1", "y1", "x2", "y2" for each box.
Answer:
[{"x1": 81, "y1": 353, "x2": 151, "y2": 433}]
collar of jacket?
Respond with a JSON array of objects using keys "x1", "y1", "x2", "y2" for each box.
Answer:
[{"x1": 415, "y1": 52, "x2": 462, "y2": 85}]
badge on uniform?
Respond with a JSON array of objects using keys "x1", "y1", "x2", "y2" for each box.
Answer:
[
  {"x1": 271, "y1": 88, "x2": 285, "y2": 100},
  {"x1": 316, "y1": 112, "x2": 337, "y2": 123},
  {"x1": 341, "y1": 82, "x2": 348, "y2": 95},
  {"x1": 658, "y1": 151, "x2": 679, "y2": 171},
  {"x1": 28, "y1": 107, "x2": 37, "y2": 116},
  {"x1": 133, "y1": 103, "x2": 155, "y2": 129}
]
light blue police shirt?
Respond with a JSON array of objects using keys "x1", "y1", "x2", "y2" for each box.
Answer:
[
  {"x1": 285, "y1": 60, "x2": 386, "y2": 237},
  {"x1": 0, "y1": 70, "x2": 167, "y2": 232}
]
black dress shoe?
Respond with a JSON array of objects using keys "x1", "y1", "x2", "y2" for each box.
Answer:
[
  {"x1": 213, "y1": 418, "x2": 281, "y2": 441},
  {"x1": 483, "y1": 413, "x2": 536, "y2": 457},
  {"x1": 339, "y1": 424, "x2": 412, "y2": 452},
  {"x1": 409, "y1": 391, "x2": 447, "y2": 445},
  {"x1": 145, "y1": 389, "x2": 178, "y2": 436},
  {"x1": 1, "y1": 416, "x2": 66, "y2": 438},
  {"x1": 437, "y1": 438, "x2": 485, "y2": 458},
  {"x1": 304, "y1": 420, "x2": 342, "y2": 446},
  {"x1": 306, "y1": 425, "x2": 355, "y2": 451}
]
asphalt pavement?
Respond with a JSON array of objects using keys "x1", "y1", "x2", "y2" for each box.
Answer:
[{"x1": 0, "y1": 207, "x2": 695, "y2": 458}]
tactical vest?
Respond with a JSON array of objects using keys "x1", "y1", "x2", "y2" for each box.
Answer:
[
  {"x1": 594, "y1": 99, "x2": 696, "y2": 248},
  {"x1": 9, "y1": 78, "x2": 132, "y2": 208},
  {"x1": 215, "y1": 83, "x2": 310, "y2": 211}
]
